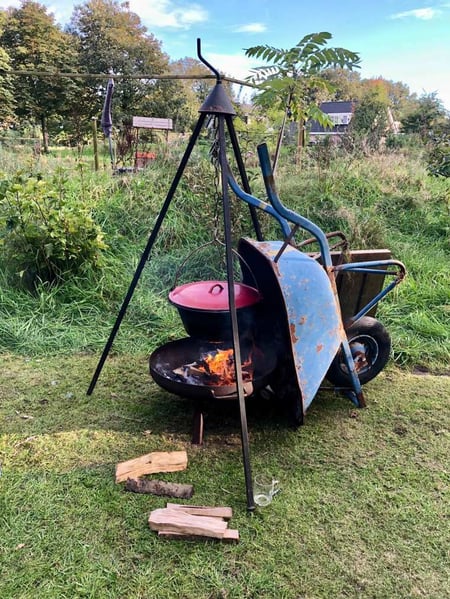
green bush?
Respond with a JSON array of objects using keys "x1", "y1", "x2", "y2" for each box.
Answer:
[
  {"x1": 0, "y1": 171, "x2": 107, "y2": 288},
  {"x1": 427, "y1": 134, "x2": 450, "y2": 177}
]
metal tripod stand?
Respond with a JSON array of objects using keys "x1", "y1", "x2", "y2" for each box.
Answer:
[{"x1": 87, "y1": 39, "x2": 263, "y2": 511}]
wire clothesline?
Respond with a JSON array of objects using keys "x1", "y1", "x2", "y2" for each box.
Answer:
[{"x1": 0, "y1": 69, "x2": 255, "y2": 87}]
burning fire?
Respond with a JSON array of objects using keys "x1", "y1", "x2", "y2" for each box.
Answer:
[{"x1": 198, "y1": 348, "x2": 253, "y2": 385}]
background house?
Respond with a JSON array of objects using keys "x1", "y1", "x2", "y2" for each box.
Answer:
[
  {"x1": 307, "y1": 100, "x2": 400, "y2": 142},
  {"x1": 308, "y1": 101, "x2": 355, "y2": 142}
]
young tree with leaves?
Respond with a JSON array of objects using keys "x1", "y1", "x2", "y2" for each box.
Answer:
[
  {"x1": 401, "y1": 92, "x2": 449, "y2": 141},
  {"x1": 245, "y1": 32, "x2": 360, "y2": 165},
  {"x1": 346, "y1": 91, "x2": 389, "y2": 152}
]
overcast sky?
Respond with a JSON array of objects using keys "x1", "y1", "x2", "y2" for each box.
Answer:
[{"x1": 1, "y1": 0, "x2": 449, "y2": 109}]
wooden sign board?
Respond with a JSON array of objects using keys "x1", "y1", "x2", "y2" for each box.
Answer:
[{"x1": 132, "y1": 116, "x2": 173, "y2": 130}]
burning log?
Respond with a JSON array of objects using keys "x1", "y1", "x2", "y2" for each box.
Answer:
[{"x1": 173, "y1": 348, "x2": 253, "y2": 387}]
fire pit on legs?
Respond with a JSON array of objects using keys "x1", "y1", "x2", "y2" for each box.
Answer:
[{"x1": 150, "y1": 337, "x2": 277, "y2": 443}]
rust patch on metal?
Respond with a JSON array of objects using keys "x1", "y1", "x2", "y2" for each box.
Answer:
[
  {"x1": 289, "y1": 323, "x2": 299, "y2": 344},
  {"x1": 299, "y1": 316, "x2": 307, "y2": 325},
  {"x1": 316, "y1": 343, "x2": 324, "y2": 353},
  {"x1": 271, "y1": 261, "x2": 281, "y2": 276},
  {"x1": 258, "y1": 241, "x2": 274, "y2": 250},
  {"x1": 357, "y1": 392, "x2": 366, "y2": 408}
]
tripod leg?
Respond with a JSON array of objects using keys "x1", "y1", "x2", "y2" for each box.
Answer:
[
  {"x1": 218, "y1": 117, "x2": 255, "y2": 511},
  {"x1": 87, "y1": 113, "x2": 207, "y2": 395}
]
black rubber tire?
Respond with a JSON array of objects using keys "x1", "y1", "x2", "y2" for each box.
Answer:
[{"x1": 326, "y1": 316, "x2": 391, "y2": 386}]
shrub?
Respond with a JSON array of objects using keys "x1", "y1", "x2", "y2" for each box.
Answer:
[
  {"x1": 427, "y1": 133, "x2": 450, "y2": 177},
  {"x1": 0, "y1": 171, "x2": 107, "y2": 288}
]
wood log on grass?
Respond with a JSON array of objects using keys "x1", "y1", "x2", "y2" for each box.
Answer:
[
  {"x1": 125, "y1": 478, "x2": 194, "y2": 499},
  {"x1": 166, "y1": 503, "x2": 232, "y2": 519},
  {"x1": 158, "y1": 528, "x2": 239, "y2": 543},
  {"x1": 115, "y1": 450, "x2": 187, "y2": 483},
  {"x1": 149, "y1": 507, "x2": 228, "y2": 539}
]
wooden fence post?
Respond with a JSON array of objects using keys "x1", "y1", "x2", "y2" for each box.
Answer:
[{"x1": 92, "y1": 118, "x2": 99, "y2": 171}]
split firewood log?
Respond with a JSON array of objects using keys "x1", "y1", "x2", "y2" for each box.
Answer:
[{"x1": 115, "y1": 450, "x2": 187, "y2": 483}]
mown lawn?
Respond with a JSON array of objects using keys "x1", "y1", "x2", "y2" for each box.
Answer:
[{"x1": 1, "y1": 352, "x2": 449, "y2": 598}]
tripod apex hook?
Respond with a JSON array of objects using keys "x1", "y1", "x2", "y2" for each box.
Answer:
[
  {"x1": 197, "y1": 38, "x2": 235, "y2": 115},
  {"x1": 197, "y1": 38, "x2": 221, "y2": 84}
]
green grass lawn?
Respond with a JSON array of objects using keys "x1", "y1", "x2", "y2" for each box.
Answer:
[{"x1": 1, "y1": 352, "x2": 449, "y2": 598}]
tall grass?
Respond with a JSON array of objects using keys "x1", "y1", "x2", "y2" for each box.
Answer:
[
  {"x1": 277, "y1": 149, "x2": 449, "y2": 370},
  {"x1": 0, "y1": 143, "x2": 448, "y2": 370}
]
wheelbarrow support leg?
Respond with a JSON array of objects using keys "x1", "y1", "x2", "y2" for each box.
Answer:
[{"x1": 339, "y1": 338, "x2": 366, "y2": 407}]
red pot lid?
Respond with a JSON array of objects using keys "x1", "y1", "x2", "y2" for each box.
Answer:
[{"x1": 169, "y1": 280, "x2": 262, "y2": 311}]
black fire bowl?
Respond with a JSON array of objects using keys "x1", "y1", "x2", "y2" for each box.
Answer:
[{"x1": 149, "y1": 337, "x2": 277, "y2": 401}]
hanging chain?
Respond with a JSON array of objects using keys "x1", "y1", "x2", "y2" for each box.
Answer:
[
  {"x1": 207, "y1": 116, "x2": 248, "y2": 282},
  {"x1": 209, "y1": 117, "x2": 223, "y2": 242}
]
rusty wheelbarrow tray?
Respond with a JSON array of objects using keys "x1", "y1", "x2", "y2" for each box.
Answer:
[{"x1": 227, "y1": 143, "x2": 406, "y2": 421}]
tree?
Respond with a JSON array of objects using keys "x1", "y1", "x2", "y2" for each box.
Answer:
[
  {"x1": 401, "y1": 92, "x2": 449, "y2": 141},
  {"x1": 169, "y1": 56, "x2": 213, "y2": 130},
  {"x1": 348, "y1": 91, "x2": 389, "y2": 152},
  {"x1": 362, "y1": 78, "x2": 411, "y2": 117},
  {"x1": 170, "y1": 57, "x2": 213, "y2": 103},
  {"x1": 400, "y1": 93, "x2": 450, "y2": 177},
  {"x1": 320, "y1": 67, "x2": 363, "y2": 102},
  {"x1": 168, "y1": 56, "x2": 242, "y2": 132},
  {"x1": 0, "y1": 46, "x2": 15, "y2": 128},
  {"x1": 68, "y1": 0, "x2": 172, "y2": 127},
  {"x1": 0, "y1": 1, "x2": 78, "y2": 151},
  {"x1": 245, "y1": 32, "x2": 360, "y2": 164},
  {"x1": 0, "y1": 10, "x2": 15, "y2": 126}
]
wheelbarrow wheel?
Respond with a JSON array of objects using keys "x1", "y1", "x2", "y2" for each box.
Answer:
[{"x1": 326, "y1": 316, "x2": 391, "y2": 386}]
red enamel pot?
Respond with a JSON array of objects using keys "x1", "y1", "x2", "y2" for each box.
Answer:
[{"x1": 168, "y1": 280, "x2": 262, "y2": 340}]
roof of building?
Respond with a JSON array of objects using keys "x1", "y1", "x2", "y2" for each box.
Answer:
[
  {"x1": 308, "y1": 100, "x2": 355, "y2": 135},
  {"x1": 318, "y1": 101, "x2": 354, "y2": 114}
]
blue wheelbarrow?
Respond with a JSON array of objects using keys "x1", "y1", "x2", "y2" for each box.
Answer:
[{"x1": 227, "y1": 143, "x2": 406, "y2": 424}]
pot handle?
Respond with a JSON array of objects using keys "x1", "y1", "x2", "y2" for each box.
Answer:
[
  {"x1": 209, "y1": 283, "x2": 224, "y2": 295},
  {"x1": 171, "y1": 240, "x2": 260, "y2": 293}
]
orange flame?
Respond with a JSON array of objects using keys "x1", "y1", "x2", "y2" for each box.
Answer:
[{"x1": 199, "y1": 348, "x2": 253, "y2": 385}]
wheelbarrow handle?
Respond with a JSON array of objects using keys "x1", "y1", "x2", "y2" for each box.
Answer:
[
  {"x1": 257, "y1": 143, "x2": 334, "y2": 268},
  {"x1": 226, "y1": 167, "x2": 292, "y2": 239},
  {"x1": 335, "y1": 259, "x2": 406, "y2": 280}
]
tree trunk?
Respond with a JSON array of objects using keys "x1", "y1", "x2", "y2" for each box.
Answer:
[
  {"x1": 273, "y1": 110, "x2": 287, "y2": 175},
  {"x1": 273, "y1": 92, "x2": 293, "y2": 174},
  {"x1": 295, "y1": 118, "x2": 305, "y2": 167}
]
